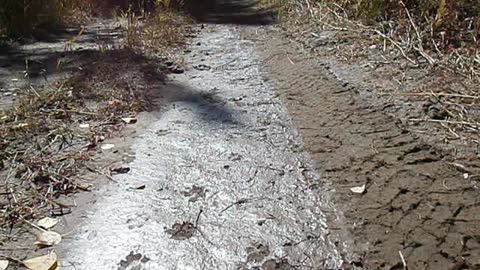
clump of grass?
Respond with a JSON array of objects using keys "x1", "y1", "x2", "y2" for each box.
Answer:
[
  {"x1": 267, "y1": 0, "x2": 480, "y2": 78},
  {"x1": 117, "y1": 3, "x2": 191, "y2": 52},
  {"x1": 141, "y1": 11, "x2": 191, "y2": 51},
  {"x1": 270, "y1": 0, "x2": 480, "y2": 52}
]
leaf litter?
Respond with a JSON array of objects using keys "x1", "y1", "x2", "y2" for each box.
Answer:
[
  {"x1": 35, "y1": 231, "x2": 62, "y2": 248},
  {"x1": 0, "y1": 260, "x2": 8, "y2": 270},
  {"x1": 23, "y1": 252, "x2": 58, "y2": 270},
  {"x1": 37, "y1": 217, "x2": 59, "y2": 230},
  {"x1": 0, "y1": 48, "x2": 168, "y2": 253}
]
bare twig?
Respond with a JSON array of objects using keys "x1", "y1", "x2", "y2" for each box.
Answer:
[
  {"x1": 372, "y1": 29, "x2": 417, "y2": 66},
  {"x1": 399, "y1": 250, "x2": 408, "y2": 269},
  {"x1": 400, "y1": 1, "x2": 435, "y2": 65},
  {"x1": 401, "y1": 92, "x2": 480, "y2": 99},
  {"x1": 194, "y1": 208, "x2": 203, "y2": 228},
  {"x1": 408, "y1": 118, "x2": 480, "y2": 128},
  {"x1": 219, "y1": 198, "x2": 253, "y2": 214}
]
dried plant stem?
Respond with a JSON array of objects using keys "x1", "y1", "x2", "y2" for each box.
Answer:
[
  {"x1": 408, "y1": 118, "x2": 480, "y2": 128},
  {"x1": 373, "y1": 29, "x2": 417, "y2": 66}
]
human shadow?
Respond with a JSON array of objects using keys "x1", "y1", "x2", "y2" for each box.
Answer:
[
  {"x1": 0, "y1": 42, "x2": 238, "y2": 126},
  {"x1": 185, "y1": 0, "x2": 276, "y2": 25},
  {"x1": 153, "y1": 82, "x2": 237, "y2": 125}
]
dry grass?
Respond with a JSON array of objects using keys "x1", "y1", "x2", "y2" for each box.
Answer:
[
  {"x1": 0, "y1": 1, "x2": 192, "y2": 258},
  {"x1": 0, "y1": 0, "x2": 191, "y2": 232},
  {"x1": 0, "y1": 48, "x2": 165, "y2": 233},
  {"x1": 0, "y1": 81, "x2": 101, "y2": 229},
  {"x1": 0, "y1": 0, "x2": 189, "y2": 38},
  {"x1": 117, "y1": 6, "x2": 191, "y2": 52},
  {"x1": 268, "y1": 0, "x2": 480, "y2": 78},
  {"x1": 0, "y1": 0, "x2": 97, "y2": 37},
  {"x1": 267, "y1": 0, "x2": 480, "y2": 156}
]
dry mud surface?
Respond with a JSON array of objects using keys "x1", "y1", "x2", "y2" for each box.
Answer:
[
  {"x1": 58, "y1": 24, "x2": 344, "y2": 269},
  {"x1": 247, "y1": 27, "x2": 480, "y2": 269},
  {"x1": 3, "y1": 18, "x2": 479, "y2": 270}
]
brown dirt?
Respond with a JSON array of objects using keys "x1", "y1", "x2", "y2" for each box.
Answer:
[{"x1": 245, "y1": 26, "x2": 480, "y2": 270}]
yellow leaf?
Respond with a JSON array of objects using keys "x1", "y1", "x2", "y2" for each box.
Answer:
[
  {"x1": 0, "y1": 260, "x2": 9, "y2": 270},
  {"x1": 37, "y1": 217, "x2": 59, "y2": 230},
  {"x1": 34, "y1": 231, "x2": 62, "y2": 247},
  {"x1": 23, "y1": 252, "x2": 58, "y2": 270}
]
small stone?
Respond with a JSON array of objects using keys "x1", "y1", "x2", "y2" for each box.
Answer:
[
  {"x1": 135, "y1": 184, "x2": 146, "y2": 190},
  {"x1": 169, "y1": 66, "x2": 184, "y2": 74},
  {"x1": 101, "y1": 144, "x2": 115, "y2": 150}
]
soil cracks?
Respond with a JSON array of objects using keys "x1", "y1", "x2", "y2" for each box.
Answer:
[
  {"x1": 4, "y1": 19, "x2": 479, "y2": 270},
  {"x1": 249, "y1": 26, "x2": 480, "y2": 270}
]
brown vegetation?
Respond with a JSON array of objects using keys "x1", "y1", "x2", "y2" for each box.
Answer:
[
  {"x1": 265, "y1": 0, "x2": 480, "y2": 76},
  {"x1": 0, "y1": 48, "x2": 166, "y2": 232},
  {"x1": 0, "y1": 0, "x2": 97, "y2": 37},
  {"x1": 0, "y1": 0, "x2": 191, "y2": 251},
  {"x1": 0, "y1": 0, "x2": 189, "y2": 38}
]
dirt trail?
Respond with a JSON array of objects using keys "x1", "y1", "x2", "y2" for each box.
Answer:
[
  {"x1": 0, "y1": 20, "x2": 122, "y2": 110},
  {"x1": 59, "y1": 24, "x2": 344, "y2": 269},
  {"x1": 5, "y1": 7, "x2": 478, "y2": 270},
  {"x1": 247, "y1": 27, "x2": 480, "y2": 269}
]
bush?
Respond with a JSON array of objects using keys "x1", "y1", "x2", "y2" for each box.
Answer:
[
  {"x1": 313, "y1": 0, "x2": 480, "y2": 49},
  {"x1": 0, "y1": 0, "x2": 164, "y2": 38},
  {"x1": 324, "y1": 0, "x2": 479, "y2": 34}
]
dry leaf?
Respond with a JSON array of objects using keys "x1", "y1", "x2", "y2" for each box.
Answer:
[
  {"x1": 35, "y1": 231, "x2": 62, "y2": 247},
  {"x1": 121, "y1": 117, "x2": 137, "y2": 124},
  {"x1": 350, "y1": 184, "x2": 366, "y2": 194},
  {"x1": 23, "y1": 252, "x2": 58, "y2": 270},
  {"x1": 101, "y1": 144, "x2": 115, "y2": 150},
  {"x1": 110, "y1": 164, "x2": 130, "y2": 174},
  {"x1": 37, "y1": 217, "x2": 59, "y2": 230},
  {"x1": 0, "y1": 260, "x2": 8, "y2": 270},
  {"x1": 76, "y1": 182, "x2": 93, "y2": 191}
]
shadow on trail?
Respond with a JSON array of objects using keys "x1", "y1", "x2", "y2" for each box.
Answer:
[
  {"x1": 157, "y1": 82, "x2": 236, "y2": 125},
  {"x1": 0, "y1": 18, "x2": 238, "y2": 125},
  {"x1": 0, "y1": 46, "x2": 237, "y2": 126},
  {"x1": 0, "y1": 22, "x2": 122, "y2": 86},
  {"x1": 186, "y1": 0, "x2": 276, "y2": 25}
]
